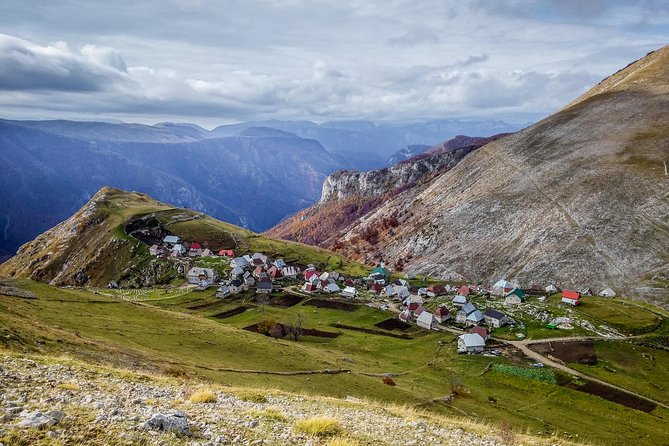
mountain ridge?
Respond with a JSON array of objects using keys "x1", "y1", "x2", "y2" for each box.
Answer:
[{"x1": 269, "y1": 45, "x2": 669, "y2": 306}]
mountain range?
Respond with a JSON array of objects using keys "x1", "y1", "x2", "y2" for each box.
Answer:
[
  {"x1": 269, "y1": 46, "x2": 669, "y2": 306},
  {"x1": 0, "y1": 117, "x2": 516, "y2": 261}
]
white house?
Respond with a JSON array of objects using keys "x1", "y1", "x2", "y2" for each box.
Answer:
[
  {"x1": 341, "y1": 286, "x2": 358, "y2": 298},
  {"x1": 483, "y1": 309, "x2": 510, "y2": 328},
  {"x1": 452, "y1": 295, "x2": 467, "y2": 306},
  {"x1": 434, "y1": 306, "x2": 451, "y2": 323},
  {"x1": 323, "y1": 283, "x2": 341, "y2": 293},
  {"x1": 457, "y1": 333, "x2": 485, "y2": 353},
  {"x1": 599, "y1": 287, "x2": 616, "y2": 297},
  {"x1": 215, "y1": 285, "x2": 231, "y2": 298},
  {"x1": 416, "y1": 311, "x2": 437, "y2": 330},
  {"x1": 282, "y1": 266, "x2": 300, "y2": 278},
  {"x1": 149, "y1": 244, "x2": 162, "y2": 256},
  {"x1": 492, "y1": 279, "x2": 515, "y2": 296},
  {"x1": 231, "y1": 257, "x2": 249, "y2": 268},
  {"x1": 187, "y1": 267, "x2": 218, "y2": 287},
  {"x1": 163, "y1": 235, "x2": 181, "y2": 245},
  {"x1": 171, "y1": 244, "x2": 186, "y2": 256},
  {"x1": 465, "y1": 310, "x2": 485, "y2": 327}
]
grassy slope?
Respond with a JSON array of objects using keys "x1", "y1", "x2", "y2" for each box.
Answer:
[
  {"x1": 3, "y1": 279, "x2": 669, "y2": 445},
  {"x1": 0, "y1": 187, "x2": 369, "y2": 285}
]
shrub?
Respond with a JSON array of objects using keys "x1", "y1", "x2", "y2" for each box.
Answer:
[
  {"x1": 269, "y1": 323, "x2": 285, "y2": 339},
  {"x1": 189, "y1": 389, "x2": 217, "y2": 403},
  {"x1": 163, "y1": 366, "x2": 190, "y2": 379},
  {"x1": 256, "y1": 319, "x2": 276, "y2": 335},
  {"x1": 293, "y1": 416, "x2": 342, "y2": 437},
  {"x1": 382, "y1": 376, "x2": 396, "y2": 386}
]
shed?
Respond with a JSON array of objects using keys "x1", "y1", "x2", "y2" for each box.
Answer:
[{"x1": 599, "y1": 287, "x2": 616, "y2": 298}]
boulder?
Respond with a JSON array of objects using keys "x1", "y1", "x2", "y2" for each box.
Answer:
[
  {"x1": 144, "y1": 411, "x2": 190, "y2": 436},
  {"x1": 10, "y1": 410, "x2": 65, "y2": 428}
]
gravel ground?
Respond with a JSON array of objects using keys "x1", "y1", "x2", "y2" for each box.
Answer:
[{"x1": 0, "y1": 355, "x2": 519, "y2": 446}]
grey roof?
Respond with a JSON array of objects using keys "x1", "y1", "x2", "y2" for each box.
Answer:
[
  {"x1": 163, "y1": 235, "x2": 180, "y2": 244},
  {"x1": 466, "y1": 310, "x2": 484, "y2": 322},
  {"x1": 257, "y1": 281, "x2": 272, "y2": 290},
  {"x1": 461, "y1": 302, "x2": 477, "y2": 315},
  {"x1": 460, "y1": 333, "x2": 485, "y2": 347}
]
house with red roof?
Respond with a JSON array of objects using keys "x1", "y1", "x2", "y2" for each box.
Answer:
[
  {"x1": 561, "y1": 290, "x2": 581, "y2": 305},
  {"x1": 267, "y1": 265, "x2": 283, "y2": 280},
  {"x1": 469, "y1": 326, "x2": 489, "y2": 341},
  {"x1": 434, "y1": 305, "x2": 450, "y2": 323},
  {"x1": 218, "y1": 249, "x2": 235, "y2": 257},
  {"x1": 458, "y1": 286, "x2": 471, "y2": 296}
]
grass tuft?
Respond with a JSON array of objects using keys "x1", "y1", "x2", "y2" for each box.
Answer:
[
  {"x1": 326, "y1": 437, "x2": 359, "y2": 446},
  {"x1": 189, "y1": 389, "x2": 218, "y2": 403},
  {"x1": 245, "y1": 407, "x2": 289, "y2": 422},
  {"x1": 293, "y1": 416, "x2": 342, "y2": 437},
  {"x1": 235, "y1": 390, "x2": 268, "y2": 403},
  {"x1": 57, "y1": 382, "x2": 80, "y2": 391}
]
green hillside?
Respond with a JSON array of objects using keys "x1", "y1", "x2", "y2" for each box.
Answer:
[
  {"x1": 0, "y1": 187, "x2": 368, "y2": 287},
  {"x1": 2, "y1": 278, "x2": 668, "y2": 446}
]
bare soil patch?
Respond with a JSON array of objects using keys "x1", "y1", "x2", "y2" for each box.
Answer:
[
  {"x1": 212, "y1": 306, "x2": 250, "y2": 319},
  {"x1": 304, "y1": 298, "x2": 359, "y2": 311},
  {"x1": 564, "y1": 380, "x2": 657, "y2": 412},
  {"x1": 529, "y1": 340, "x2": 597, "y2": 365},
  {"x1": 187, "y1": 300, "x2": 228, "y2": 310},
  {"x1": 244, "y1": 323, "x2": 340, "y2": 338},
  {"x1": 374, "y1": 318, "x2": 412, "y2": 331},
  {"x1": 331, "y1": 323, "x2": 413, "y2": 340}
]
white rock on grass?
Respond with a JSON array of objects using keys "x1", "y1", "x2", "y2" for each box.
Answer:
[{"x1": 143, "y1": 411, "x2": 191, "y2": 436}]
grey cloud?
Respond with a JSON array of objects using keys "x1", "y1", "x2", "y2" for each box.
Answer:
[
  {"x1": 387, "y1": 30, "x2": 442, "y2": 47},
  {"x1": 0, "y1": 34, "x2": 130, "y2": 92}
]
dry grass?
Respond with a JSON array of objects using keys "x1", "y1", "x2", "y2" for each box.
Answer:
[
  {"x1": 326, "y1": 437, "x2": 360, "y2": 446},
  {"x1": 189, "y1": 389, "x2": 218, "y2": 404},
  {"x1": 293, "y1": 416, "x2": 343, "y2": 437},
  {"x1": 56, "y1": 382, "x2": 80, "y2": 391},
  {"x1": 245, "y1": 406, "x2": 289, "y2": 422},
  {"x1": 234, "y1": 389, "x2": 268, "y2": 403}
]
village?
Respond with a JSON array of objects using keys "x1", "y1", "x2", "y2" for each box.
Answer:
[{"x1": 136, "y1": 234, "x2": 622, "y2": 355}]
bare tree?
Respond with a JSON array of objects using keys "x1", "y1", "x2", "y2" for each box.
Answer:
[
  {"x1": 285, "y1": 312, "x2": 304, "y2": 341},
  {"x1": 256, "y1": 294, "x2": 269, "y2": 313}
]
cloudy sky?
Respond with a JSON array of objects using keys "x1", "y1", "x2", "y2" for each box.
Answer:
[{"x1": 1, "y1": 0, "x2": 667, "y2": 128}]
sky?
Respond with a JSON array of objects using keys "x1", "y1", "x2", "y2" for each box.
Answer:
[{"x1": 0, "y1": 0, "x2": 667, "y2": 128}]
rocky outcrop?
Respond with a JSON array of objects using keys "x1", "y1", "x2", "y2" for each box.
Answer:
[{"x1": 268, "y1": 134, "x2": 505, "y2": 245}]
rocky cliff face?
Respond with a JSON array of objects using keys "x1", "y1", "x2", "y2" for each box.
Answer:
[{"x1": 268, "y1": 134, "x2": 503, "y2": 245}]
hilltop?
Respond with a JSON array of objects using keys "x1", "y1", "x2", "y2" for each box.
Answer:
[
  {"x1": 269, "y1": 46, "x2": 669, "y2": 306},
  {"x1": 0, "y1": 187, "x2": 367, "y2": 287}
]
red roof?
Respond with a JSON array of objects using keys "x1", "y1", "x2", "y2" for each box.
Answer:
[
  {"x1": 218, "y1": 249, "x2": 234, "y2": 257},
  {"x1": 408, "y1": 302, "x2": 419, "y2": 311},
  {"x1": 190, "y1": 242, "x2": 202, "y2": 249},
  {"x1": 469, "y1": 326, "x2": 489, "y2": 339},
  {"x1": 562, "y1": 290, "x2": 580, "y2": 300},
  {"x1": 304, "y1": 283, "x2": 315, "y2": 291},
  {"x1": 458, "y1": 286, "x2": 470, "y2": 296},
  {"x1": 435, "y1": 306, "x2": 449, "y2": 317},
  {"x1": 369, "y1": 284, "x2": 383, "y2": 293},
  {"x1": 414, "y1": 305, "x2": 426, "y2": 316},
  {"x1": 268, "y1": 266, "x2": 283, "y2": 278},
  {"x1": 305, "y1": 270, "x2": 319, "y2": 280}
]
